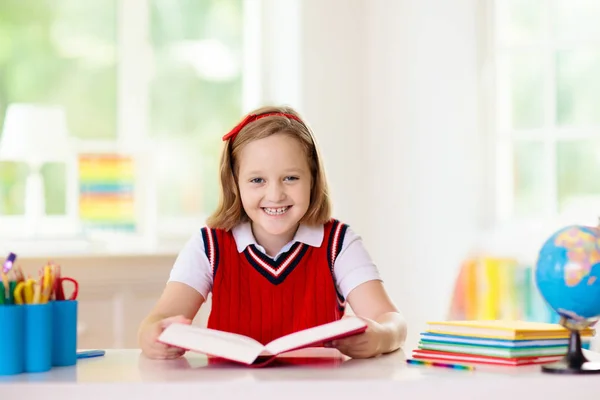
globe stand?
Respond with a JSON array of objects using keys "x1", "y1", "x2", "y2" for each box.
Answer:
[{"x1": 541, "y1": 327, "x2": 600, "y2": 374}]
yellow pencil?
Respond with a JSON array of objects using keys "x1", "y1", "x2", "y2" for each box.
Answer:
[{"x1": 32, "y1": 282, "x2": 42, "y2": 304}]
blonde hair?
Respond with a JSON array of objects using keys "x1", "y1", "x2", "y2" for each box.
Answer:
[{"x1": 206, "y1": 105, "x2": 332, "y2": 231}]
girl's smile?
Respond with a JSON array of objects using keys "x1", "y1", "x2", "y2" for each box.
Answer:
[{"x1": 262, "y1": 206, "x2": 292, "y2": 216}]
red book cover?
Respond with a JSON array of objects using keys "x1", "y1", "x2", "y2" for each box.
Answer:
[{"x1": 412, "y1": 349, "x2": 562, "y2": 366}]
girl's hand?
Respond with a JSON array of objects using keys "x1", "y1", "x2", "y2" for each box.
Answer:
[
  {"x1": 327, "y1": 317, "x2": 385, "y2": 359},
  {"x1": 140, "y1": 315, "x2": 191, "y2": 360}
]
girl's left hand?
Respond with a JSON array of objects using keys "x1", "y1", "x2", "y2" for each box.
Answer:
[{"x1": 327, "y1": 317, "x2": 385, "y2": 359}]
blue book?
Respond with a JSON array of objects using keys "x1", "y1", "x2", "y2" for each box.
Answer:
[{"x1": 420, "y1": 332, "x2": 575, "y2": 348}]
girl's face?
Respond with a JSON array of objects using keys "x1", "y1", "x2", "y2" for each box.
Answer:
[{"x1": 237, "y1": 133, "x2": 312, "y2": 244}]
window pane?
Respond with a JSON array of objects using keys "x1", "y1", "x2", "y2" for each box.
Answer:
[
  {"x1": 0, "y1": 0, "x2": 117, "y2": 139},
  {"x1": 0, "y1": 162, "x2": 27, "y2": 215},
  {"x1": 495, "y1": 0, "x2": 545, "y2": 46},
  {"x1": 497, "y1": 53, "x2": 545, "y2": 130},
  {"x1": 514, "y1": 141, "x2": 545, "y2": 217},
  {"x1": 154, "y1": 139, "x2": 205, "y2": 217},
  {"x1": 556, "y1": 50, "x2": 600, "y2": 126},
  {"x1": 149, "y1": 0, "x2": 243, "y2": 139},
  {"x1": 150, "y1": 0, "x2": 243, "y2": 217},
  {"x1": 0, "y1": 162, "x2": 66, "y2": 216},
  {"x1": 557, "y1": 140, "x2": 600, "y2": 212},
  {"x1": 41, "y1": 162, "x2": 66, "y2": 215},
  {"x1": 551, "y1": 0, "x2": 600, "y2": 42}
]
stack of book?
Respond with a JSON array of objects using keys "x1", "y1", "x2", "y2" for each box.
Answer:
[
  {"x1": 412, "y1": 320, "x2": 594, "y2": 366},
  {"x1": 448, "y1": 257, "x2": 560, "y2": 324},
  {"x1": 78, "y1": 153, "x2": 136, "y2": 233}
]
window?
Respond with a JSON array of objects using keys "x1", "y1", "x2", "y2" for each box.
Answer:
[
  {"x1": 0, "y1": 0, "x2": 248, "y2": 242},
  {"x1": 490, "y1": 0, "x2": 600, "y2": 224}
]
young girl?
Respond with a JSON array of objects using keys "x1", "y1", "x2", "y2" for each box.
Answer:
[{"x1": 138, "y1": 105, "x2": 407, "y2": 360}]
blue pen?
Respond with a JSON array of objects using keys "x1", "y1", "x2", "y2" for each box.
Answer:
[{"x1": 77, "y1": 350, "x2": 106, "y2": 359}]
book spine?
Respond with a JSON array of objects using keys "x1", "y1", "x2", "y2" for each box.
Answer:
[{"x1": 477, "y1": 257, "x2": 500, "y2": 319}]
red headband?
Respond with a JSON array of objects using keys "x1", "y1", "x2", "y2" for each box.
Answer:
[{"x1": 222, "y1": 112, "x2": 303, "y2": 142}]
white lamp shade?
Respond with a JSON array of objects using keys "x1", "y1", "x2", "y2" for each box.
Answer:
[{"x1": 0, "y1": 103, "x2": 71, "y2": 164}]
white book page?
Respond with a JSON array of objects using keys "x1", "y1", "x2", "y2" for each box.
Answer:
[
  {"x1": 583, "y1": 349, "x2": 600, "y2": 362},
  {"x1": 265, "y1": 318, "x2": 366, "y2": 355},
  {"x1": 158, "y1": 324, "x2": 266, "y2": 365}
]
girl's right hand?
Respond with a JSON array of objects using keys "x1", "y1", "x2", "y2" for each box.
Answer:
[{"x1": 140, "y1": 315, "x2": 191, "y2": 359}]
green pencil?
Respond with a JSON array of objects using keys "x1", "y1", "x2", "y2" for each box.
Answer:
[{"x1": 7, "y1": 281, "x2": 16, "y2": 305}]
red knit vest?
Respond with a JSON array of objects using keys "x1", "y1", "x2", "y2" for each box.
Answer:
[{"x1": 203, "y1": 219, "x2": 348, "y2": 345}]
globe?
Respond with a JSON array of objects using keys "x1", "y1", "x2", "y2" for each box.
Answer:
[
  {"x1": 535, "y1": 225, "x2": 600, "y2": 374},
  {"x1": 535, "y1": 225, "x2": 600, "y2": 327}
]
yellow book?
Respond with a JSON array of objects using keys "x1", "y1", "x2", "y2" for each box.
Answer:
[
  {"x1": 425, "y1": 320, "x2": 595, "y2": 340},
  {"x1": 477, "y1": 257, "x2": 500, "y2": 319}
]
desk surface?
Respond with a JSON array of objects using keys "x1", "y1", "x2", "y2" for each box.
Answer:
[{"x1": 1, "y1": 348, "x2": 600, "y2": 399}]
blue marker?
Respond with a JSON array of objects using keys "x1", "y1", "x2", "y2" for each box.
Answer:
[{"x1": 77, "y1": 350, "x2": 105, "y2": 359}]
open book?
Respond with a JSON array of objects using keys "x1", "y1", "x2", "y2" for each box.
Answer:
[{"x1": 158, "y1": 317, "x2": 367, "y2": 366}]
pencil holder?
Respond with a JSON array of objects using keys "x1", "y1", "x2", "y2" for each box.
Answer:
[
  {"x1": 0, "y1": 305, "x2": 24, "y2": 375},
  {"x1": 23, "y1": 302, "x2": 52, "y2": 373},
  {"x1": 52, "y1": 300, "x2": 78, "y2": 367}
]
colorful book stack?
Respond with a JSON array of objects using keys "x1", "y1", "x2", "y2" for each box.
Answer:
[
  {"x1": 78, "y1": 154, "x2": 136, "y2": 232},
  {"x1": 412, "y1": 320, "x2": 594, "y2": 367},
  {"x1": 448, "y1": 257, "x2": 560, "y2": 324}
]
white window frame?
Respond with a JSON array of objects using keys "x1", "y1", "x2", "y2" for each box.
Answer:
[
  {"x1": 0, "y1": 0, "x2": 303, "y2": 255},
  {"x1": 485, "y1": 0, "x2": 600, "y2": 233},
  {"x1": 0, "y1": 0, "x2": 262, "y2": 249}
]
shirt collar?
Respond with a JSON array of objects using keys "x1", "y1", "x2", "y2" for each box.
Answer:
[{"x1": 232, "y1": 222, "x2": 324, "y2": 253}]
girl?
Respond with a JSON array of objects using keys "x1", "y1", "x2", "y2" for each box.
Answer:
[{"x1": 138, "y1": 105, "x2": 407, "y2": 360}]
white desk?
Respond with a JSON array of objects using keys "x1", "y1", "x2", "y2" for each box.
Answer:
[{"x1": 1, "y1": 348, "x2": 599, "y2": 399}]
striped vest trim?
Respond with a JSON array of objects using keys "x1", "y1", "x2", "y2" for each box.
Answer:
[
  {"x1": 326, "y1": 219, "x2": 348, "y2": 311},
  {"x1": 200, "y1": 227, "x2": 220, "y2": 276}
]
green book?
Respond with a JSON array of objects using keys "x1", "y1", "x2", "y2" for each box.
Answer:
[{"x1": 418, "y1": 342, "x2": 567, "y2": 358}]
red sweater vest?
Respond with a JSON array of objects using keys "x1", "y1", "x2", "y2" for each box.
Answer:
[{"x1": 202, "y1": 220, "x2": 348, "y2": 345}]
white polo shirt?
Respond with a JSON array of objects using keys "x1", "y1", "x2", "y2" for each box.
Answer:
[{"x1": 168, "y1": 222, "x2": 382, "y2": 300}]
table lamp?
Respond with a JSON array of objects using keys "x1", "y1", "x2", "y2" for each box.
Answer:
[{"x1": 0, "y1": 103, "x2": 71, "y2": 236}]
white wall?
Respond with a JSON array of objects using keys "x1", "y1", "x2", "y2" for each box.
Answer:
[
  {"x1": 299, "y1": 0, "x2": 368, "y2": 234},
  {"x1": 299, "y1": 0, "x2": 485, "y2": 350},
  {"x1": 257, "y1": 0, "x2": 368, "y2": 230}
]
